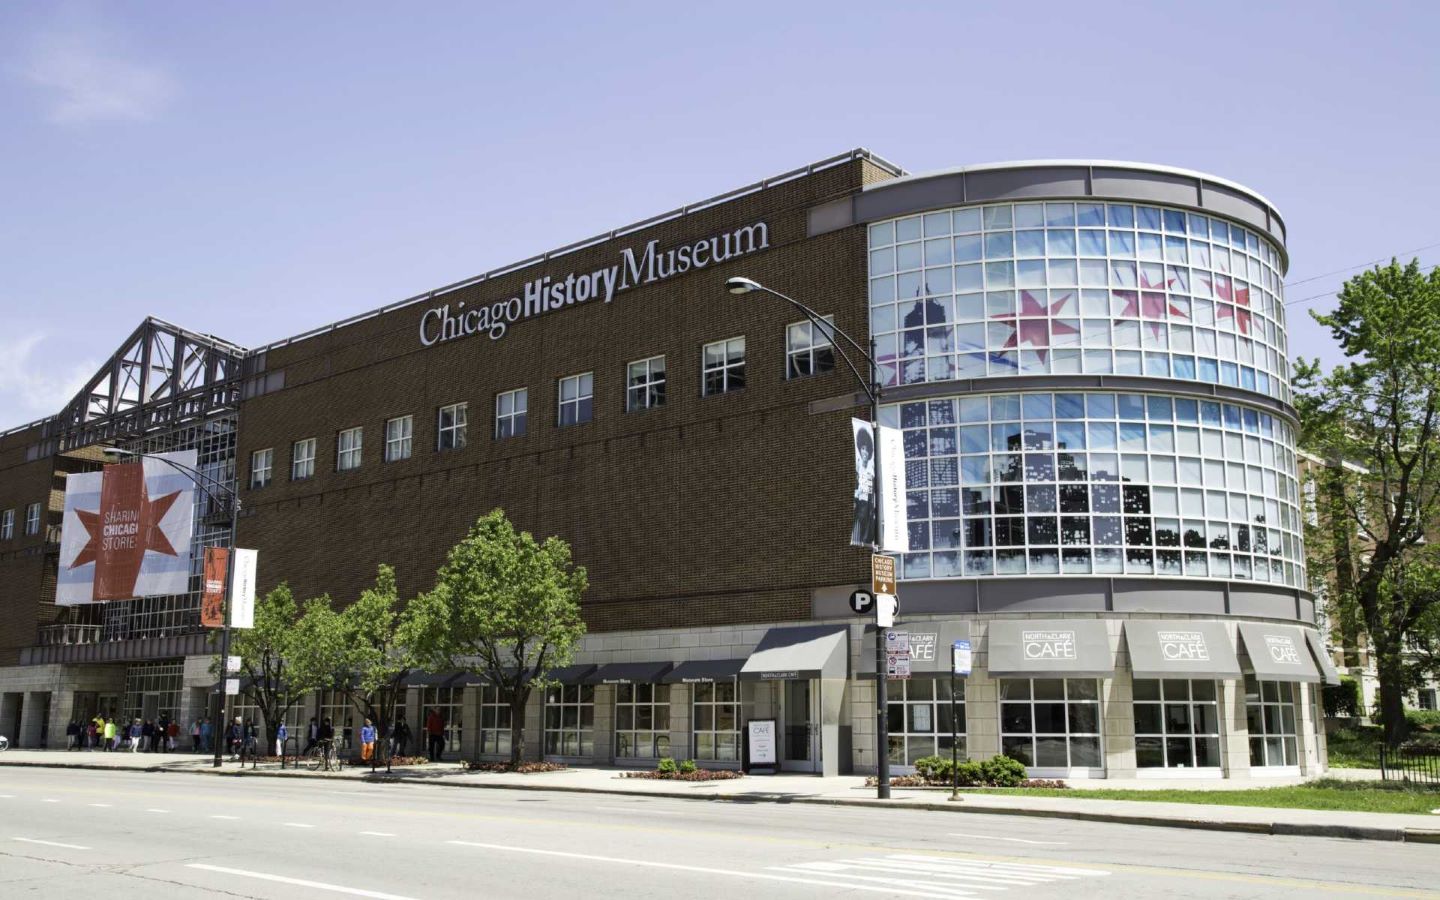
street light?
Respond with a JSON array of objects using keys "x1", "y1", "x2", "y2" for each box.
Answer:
[
  {"x1": 104, "y1": 447, "x2": 240, "y2": 769},
  {"x1": 725, "y1": 275, "x2": 893, "y2": 800}
]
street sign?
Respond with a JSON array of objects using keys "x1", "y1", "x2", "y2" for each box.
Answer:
[
  {"x1": 876, "y1": 593, "x2": 899, "y2": 628},
  {"x1": 747, "y1": 719, "x2": 777, "y2": 768},
  {"x1": 885, "y1": 630, "x2": 909, "y2": 652},
  {"x1": 871, "y1": 554, "x2": 896, "y2": 595},
  {"x1": 224, "y1": 678, "x2": 240, "y2": 696},
  {"x1": 225, "y1": 655, "x2": 242, "y2": 675},
  {"x1": 952, "y1": 639, "x2": 973, "y2": 677},
  {"x1": 886, "y1": 655, "x2": 911, "y2": 679},
  {"x1": 848, "y1": 589, "x2": 875, "y2": 615}
]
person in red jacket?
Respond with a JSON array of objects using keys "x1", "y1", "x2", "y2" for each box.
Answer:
[{"x1": 425, "y1": 708, "x2": 445, "y2": 762}]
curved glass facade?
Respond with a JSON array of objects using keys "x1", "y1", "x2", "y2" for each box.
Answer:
[
  {"x1": 879, "y1": 390, "x2": 1305, "y2": 589},
  {"x1": 868, "y1": 201, "x2": 1291, "y2": 404}
]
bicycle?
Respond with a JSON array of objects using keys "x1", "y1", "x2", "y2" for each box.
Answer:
[
  {"x1": 0, "y1": 735, "x2": 8, "y2": 751},
  {"x1": 305, "y1": 738, "x2": 344, "y2": 772}
]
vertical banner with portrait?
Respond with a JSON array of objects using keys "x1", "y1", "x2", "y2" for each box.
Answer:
[
  {"x1": 201, "y1": 547, "x2": 229, "y2": 628},
  {"x1": 850, "y1": 419, "x2": 877, "y2": 546}
]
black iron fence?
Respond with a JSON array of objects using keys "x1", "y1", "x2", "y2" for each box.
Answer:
[{"x1": 1379, "y1": 744, "x2": 1440, "y2": 786}]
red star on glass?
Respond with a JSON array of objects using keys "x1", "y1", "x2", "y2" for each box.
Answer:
[{"x1": 990, "y1": 291, "x2": 1079, "y2": 362}]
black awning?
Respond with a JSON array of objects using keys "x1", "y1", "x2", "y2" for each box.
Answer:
[
  {"x1": 583, "y1": 661, "x2": 674, "y2": 685},
  {"x1": 661, "y1": 659, "x2": 745, "y2": 684},
  {"x1": 546, "y1": 664, "x2": 597, "y2": 686},
  {"x1": 402, "y1": 670, "x2": 458, "y2": 687}
]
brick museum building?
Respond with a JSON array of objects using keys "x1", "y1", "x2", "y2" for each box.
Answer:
[{"x1": 0, "y1": 149, "x2": 1337, "y2": 778}]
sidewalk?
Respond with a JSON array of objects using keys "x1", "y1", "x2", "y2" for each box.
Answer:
[{"x1": 3, "y1": 749, "x2": 1437, "y2": 843}]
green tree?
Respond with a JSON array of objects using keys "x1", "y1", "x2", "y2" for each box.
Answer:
[
  {"x1": 211, "y1": 583, "x2": 330, "y2": 750},
  {"x1": 402, "y1": 509, "x2": 587, "y2": 766},
  {"x1": 1297, "y1": 258, "x2": 1440, "y2": 746}
]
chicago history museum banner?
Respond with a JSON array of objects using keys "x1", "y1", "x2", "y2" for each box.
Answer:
[{"x1": 56, "y1": 451, "x2": 198, "y2": 604}]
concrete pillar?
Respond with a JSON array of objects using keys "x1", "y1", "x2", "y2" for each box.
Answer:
[
  {"x1": 49, "y1": 689, "x2": 77, "y2": 750},
  {"x1": 1295, "y1": 682, "x2": 1320, "y2": 775},
  {"x1": 668, "y1": 684, "x2": 691, "y2": 761},
  {"x1": 1222, "y1": 677, "x2": 1251, "y2": 779},
  {"x1": 1102, "y1": 674, "x2": 1135, "y2": 779},
  {"x1": 849, "y1": 677, "x2": 876, "y2": 774},
  {"x1": 21, "y1": 692, "x2": 50, "y2": 748},
  {"x1": 0, "y1": 693, "x2": 22, "y2": 745},
  {"x1": 819, "y1": 678, "x2": 845, "y2": 778},
  {"x1": 462, "y1": 686, "x2": 482, "y2": 762},
  {"x1": 525, "y1": 688, "x2": 543, "y2": 762},
  {"x1": 593, "y1": 684, "x2": 613, "y2": 764},
  {"x1": 966, "y1": 671, "x2": 1000, "y2": 760}
]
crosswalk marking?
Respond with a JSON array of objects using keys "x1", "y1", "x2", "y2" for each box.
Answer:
[{"x1": 766, "y1": 854, "x2": 1109, "y2": 898}]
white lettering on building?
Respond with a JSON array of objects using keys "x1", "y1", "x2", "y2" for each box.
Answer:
[
  {"x1": 1022, "y1": 630, "x2": 1077, "y2": 660},
  {"x1": 1265, "y1": 634, "x2": 1301, "y2": 665},
  {"x1": 418, "y1": 221, "x2": 770, "y2": 347},
  {"x1": 1158, "y1": 630, "x2": 1210, "y2": 661}
]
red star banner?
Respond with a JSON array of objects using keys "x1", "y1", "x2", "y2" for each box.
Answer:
[{"x1": 56, "y1": 450, "x2": 197, "y2": 605}]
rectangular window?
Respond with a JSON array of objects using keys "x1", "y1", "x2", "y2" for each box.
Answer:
[
  {"x1": 887, "y1": 678, "x2": 965, "y2": 766},
  {"x1": 419, "y1": 686, "x2": 464, "y2": 757},
  {"x1": 249, "y1": 449, "x2": 273, "y2": 489},
  {"x1": 495, "y1": 389, "x2": 527, "y2": 439},
  {"x1": 999, "y1": 678, "x2": 1103, "y2": 774},
  {"x1": 336, "y1": 427, "x2": 363, "y2": 471},
  {"x1": 478, "y1": 685, "x2": 514, "y2": 757},
  {"x1": 558, "y1": 373, "x2": 593, "y2": 427},
  {"x1": 24, "y1": 502, "x2": 41, "y2": 536},
  {"x1": 626, "y1": 356, "x2": 667, "y2": 411},
  {"x1": 1132, "y1": 679, "x2": 1221, "y2": 769},
  {"x1": 691, "y1": 680, "x2": 740, "y2": 762},
  {"x1": 614, "y1": 683, "x2": 671, "y2": 759},
  {"x1": 384, "y1": 416, "x2": 413, "y2": 462},
  {"x1": 702, "y1": 337, "x2": 746, "y2": 396},
  {"x1": 0, "y1": 510, "x2": 12, "y2": 540},
  {"x1": 1245, "y1": 676, "x2": 1298, "y2": 768},
  {"x1": 437, "y1": 403, "x2": 468, "y2": 451},
  {"x1": 291, "y1": 438, "x2": 316, "y2": 481},
  {"x1": 786, "y1": 316, "x2": 836, "y2": 379},
  {"x1": 543, "y1": 684, "x2": 594, "y2": 757}
]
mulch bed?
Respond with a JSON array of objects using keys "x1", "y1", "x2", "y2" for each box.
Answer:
[
  {"x1": 461, "y1": 761, "x2": 568, "y2": 773},
  {"x1": 868, "y1": 775, "x2": 1068, "y2": 789}
]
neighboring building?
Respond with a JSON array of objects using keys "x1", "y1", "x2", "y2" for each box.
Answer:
[{"x1": 0, "y1": 150, "x2": 1337, "y2": 778}]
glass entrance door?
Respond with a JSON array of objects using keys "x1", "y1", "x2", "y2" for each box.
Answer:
[{"x1": 781, "y1": 680, "x2": 820, "y2": 772}]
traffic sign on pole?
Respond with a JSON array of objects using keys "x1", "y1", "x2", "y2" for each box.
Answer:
[
  {"x1": 848, "y1": 589, "x2": 875, "y2": 615},
  {"x1": 871, "y1": 554, "x2": 896, "y2": 595}
]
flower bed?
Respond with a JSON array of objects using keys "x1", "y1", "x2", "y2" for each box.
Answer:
[
  {"x1": 621, "y1": 769, "x2": 744, "y2": 781},
  {"x1": 461, "y1": 760, "x2": 568, "y2": 773}
]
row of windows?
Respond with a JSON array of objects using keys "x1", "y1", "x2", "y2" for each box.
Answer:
[
  {"x1": 248, "y1": 322, "x2": 834, "y2": 488},
  {"x1": 0, "y1": 503, "x2": 43, "y2": 540}
]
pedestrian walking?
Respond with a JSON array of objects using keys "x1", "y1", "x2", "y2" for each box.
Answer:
[
  {"x1": 167, "y1": 719, "x2": 179, "y2": 752},
  {"x1": 425, "y1": 707, "x2": 445, "y2": 762},
  {"x1": 275, "y1": 721, "x2": 288, "y2": 758},
  {"x1": 129, "y1": 720, "x2": 143, "y2": 753},
  {"x1": 360, "y1": 718, "x2": 376, "y2": 763},
  {"x1": 304, "y1": 717, "x2": 319, "y2": 754},
  {"x1": 228, "y1": 717, "x2": 243, "y2": 760},
  {"x1": 102, "y1": 717, "x2": 117, "y2": 751},
  {"x1": 391, "y1": 716, "x2": 410, "y2": 757},
  {"x1": 201, "y1": 718, "x2": 213, "y2": 752},
  {"x1": 66, "y1": 720, "x2": 79, "y2": 751},
  {"x1": 151, "y1": 716, "x2": 165, "y2": 753},
  {"x1": 191, "y1": 719, "x2": 202, "y2": 753}
]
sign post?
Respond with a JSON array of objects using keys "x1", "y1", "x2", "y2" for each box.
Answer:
[{"x1": 950, "y1": 638, "x2": 972, "y2": 802}]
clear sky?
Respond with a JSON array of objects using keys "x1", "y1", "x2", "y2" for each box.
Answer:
[{"x1": 1, "y1": 1, "x2": 1437, "y2": 430}]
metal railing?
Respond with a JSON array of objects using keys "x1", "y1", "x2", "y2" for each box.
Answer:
[
  {"x1": 1379, "y1": 743, "x2": 1440, "y2": 786},
  {"x1": 37, "y1": 624, "x2": 103, "y2": 646}
]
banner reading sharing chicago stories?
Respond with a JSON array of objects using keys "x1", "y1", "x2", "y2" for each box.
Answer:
[
  {"x1": 57, "y1": 450, "x2": 197, "y2": 605},
  {"x1": 850, "y1": 419, "x2": 878, "y2": 547}
]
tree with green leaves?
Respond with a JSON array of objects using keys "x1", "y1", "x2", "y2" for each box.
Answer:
[
  {"x1": 1296, "y1": 258, "x2": 1440, "y2": 746},
  {"x1": 402, "y1": 509, "x2": 587, "y2": 766},
  {"x1": 210, "y1": 583, "x2": 330, "y2": 751}
]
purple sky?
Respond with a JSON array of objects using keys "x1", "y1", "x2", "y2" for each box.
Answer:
[{"x1": 2, "y1": 1, "x2": 1437, "y2": 430}]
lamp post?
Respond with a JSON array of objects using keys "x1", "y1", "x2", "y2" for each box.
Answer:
[
  {"x1": 105, "y1": 448, "x2": 240, "y2": 769},
  {"x1": 725, "y1": 276, "x2": 892, "y2": 800}
]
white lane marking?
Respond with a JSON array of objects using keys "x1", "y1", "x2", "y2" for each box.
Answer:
[
  {"x1": 209, "y1": 815, "x2": 239, "y2": 820},
  {"x1": 948, "y1": 832, "x2": 1068, "y2": 846},
  {"x1": 0, "y1": 794, "x2": 13, "y2": 798},
  {"x1": 185, "y1": 864, "x2": 419, "y2": 900},
  {"x1": 885, "y1": 855, "x2": 1107, "y2": 878},
  {"x1": 89, "y1": 803, "x2": 113, "y2": 808},
  {"x1": 41, "y1": 799, "x2": 60, "y2": 803},
  {"x1": 594, "y1": 806, "x2": 682, "y2": 816},
  {"x1": 359, "y1": 831, "x2": 395, "y2": 837},
  {"x1": 284, "y1": 822, "x2": 315, "y2": 828},
  {"x1": 145, "y1": 808, "x2": 169, "y2": 813},
  {"x1": 445, "y1": 841, "x2": 972, "y2": 898},
  {"x1": 768, "y1": 855, "x2": 1110, "y2": 895},
  {"x1": 15, "y1": 837, "x2": 91, "y2": 850}
]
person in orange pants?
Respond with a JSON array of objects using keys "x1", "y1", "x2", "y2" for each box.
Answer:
[{"x1": 360, "y1": 718, "x2": 377, "y2": 762}]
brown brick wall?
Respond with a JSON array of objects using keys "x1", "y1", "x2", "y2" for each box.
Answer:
[
  {"x1": 0, "y1": 425, "x2": 64, "y2": 664},
  {"x1": 236, "y1": 159, "x2": 889, "y2": 630}
]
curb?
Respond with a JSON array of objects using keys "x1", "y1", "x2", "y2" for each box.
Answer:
[{"x1": 7, "y1": 759, "x2": 1435, "y2": 843}]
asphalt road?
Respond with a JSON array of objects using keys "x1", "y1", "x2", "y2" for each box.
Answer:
[{"x1": 0, "y1": 768, "x2": 1437, "y2": 899}]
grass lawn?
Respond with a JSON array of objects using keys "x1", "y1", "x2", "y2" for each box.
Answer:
[
  {"x1": 961, "y1": 779, "x2": 1440, "y2": 815},
  {"x1": 1326, "y1": 725, "x2": 1383, "y2": 768}
]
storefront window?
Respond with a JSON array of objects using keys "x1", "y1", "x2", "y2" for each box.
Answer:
[
  {"x1": 1245, "y1": 676, "x2": 1298, "y2": 767},
  {"x1": 1133, "y1": 679, "x2": 1221, "y2": 769},
  {"x1": 544, "y1": 684, "x2": 595, "y2": 757},
  {"x1": 1000, "y1": 678, "x2": 1103, "y2": 772},
  {"x1": 692, "y1": 681, "x2": 740, "y2": 762},
  {"x1": 317, "y1": 689, "x2": 353, "y2": 751},
  {"x1": 419, "y1": 686, "x2": 464, "y2": 755},
  {"x1": 478, "y1": 685, "x2": 512, "y2": 757},
  {"x1": 887, "y1": 678, "x2": 964, "y2": 765},
  {"x1": 614, "y1": 684, "x2": 670, "y2": 759}
]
